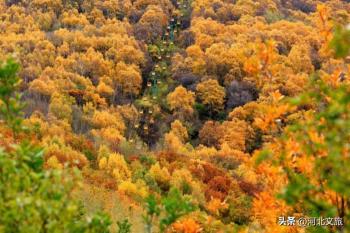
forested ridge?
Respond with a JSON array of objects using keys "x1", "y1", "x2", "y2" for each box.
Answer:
[{"x1": 0, "y1": 0, "x2": 350, "y2": 232}]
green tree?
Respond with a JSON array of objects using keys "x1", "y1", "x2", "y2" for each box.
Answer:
[
  {"x1": 330, "y1": 25, "x2": 350, "y2": 59},
  {"x1": 0, "y1": 59, "x2": 24, "y2": 137},
  {"x1": 117, "y1": 219, "x2": 132, "y2": 233},
  {"x1": 143, "y1": 188, "x2": 196, "y2": 233},
  {"x1": 159, "y1": 188, "x2": 196, "y2": 232},
  {"x1": 143, "y1": 195, "x2": 160, "y2": 233}
]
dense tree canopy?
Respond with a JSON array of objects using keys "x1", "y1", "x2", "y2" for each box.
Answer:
[{"x1": 0, "y1": 0, "x2": 349, "y2": 232}]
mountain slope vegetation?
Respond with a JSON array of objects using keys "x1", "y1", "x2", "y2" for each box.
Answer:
[{"x1": 0, "y1": 0, "x2": 350, "y2": 232}]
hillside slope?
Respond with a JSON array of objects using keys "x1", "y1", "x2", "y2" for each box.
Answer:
[{"x1": 0, "y1": 0, "x2": 350, "y2": 232}]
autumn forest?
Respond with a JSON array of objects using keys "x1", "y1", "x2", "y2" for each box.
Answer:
[{"x1": 0, "y1": 0, "x2": 350, "y2": 232}]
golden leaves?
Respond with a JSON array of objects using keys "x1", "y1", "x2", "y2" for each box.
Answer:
[
  {"x1": 287, "y1": 43, "x2": 314, "y2": 74},
  {"x1": 316, "y1": 4, "x2": 333, "y2": 43},
  {"x1": 91, "y1": 110, "x2": 125, "y2": 132},
  {"x1": 61, "y1": 9, "x2": 89, "y2": 29},
  {"x1": 148, "y1": 162, "x2": 171, "y2": 185},
  {"x1": 170, "y1": 120, "x2": 189, "y2": 143},
  {"x1": 257, "y1": 40, "x2": 278, "y2": 68},
  {"x1": 243, "y1": 40, "x2": 278, "y2": 88},
  {"x1": 92, "y1": 127, "x2": 125, "y2": 146},
  {"x1": 98, "y1": 150, "x2": 131, "y2": 183},
  {"x1": 199, "y1": 121, "x2": 224, "y2": 148},
  {"x1": 164, "y1": 120, "x2": 191, "y2": 154},
  {"x1": 167, "y1": 86, "x2": 195, "y2": 117},
  {"x1": 114, "y1": 44, "x2": 145, "y2": 66},
  {"x1": 48, "y1": 92, "x2": 74, "y2": 123},
  {"x1": 221, "y1": 119, "x2": 250, "y2": 151},
  {"x1": 243, "y1": 56, "x2": 260, "y2": 77},
  {"x1": 253, "y1": 91, "x2": 292, "y2": 133},
  {"x1": 316, "y1": 4, "x2": 334, "y2": 57},
  {"x1": 206, "y1": 198, "x2": 229, "y2": 216},
  {"x1": 46, "y1": 156, "x2": 63, "y2": 169},
  {"x1": 321, "y1": 68, "x2": 346, "y2": 88},
  {"x1": 172, "y1": 218, "x2": 202, "y2": 233},
  {"x1": 29, "y1": 78, "x2": 56, "y2": 97},
  {"x1": 98, "y1": 157, "x2": 108, "y2": 170},
  {"x1": 114, "y1": 61, "x2": 142, "y2": 96},
  {"x1": 271, "y1": 90, "x2": 284, "y2": 102},
  {"x1": 252, "y1": 191, "x2": 290, "y2": 233},
  {"x1": 196, "y1": 79, "x2": 226, "y2": 111},
  {"x1": 44, "y1": 137, "x2": 88, "y2": 169},
  {"x1": 118, "y1": 179, "x2": 149, "y2": 199},
  {"x1": 185, "y1": 45, "x2": 207, "y2": 75},
  {"x1": 97, "y1": 81, "x2": 114, "y2": 97}
]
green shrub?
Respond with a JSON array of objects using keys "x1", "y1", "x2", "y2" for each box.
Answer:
[
  {"x1": 117, "y1": 219, "x2": 132, "y2": 233},
  {"x1": 143, "y1": 188, "x2": 196, "y2": 232}
]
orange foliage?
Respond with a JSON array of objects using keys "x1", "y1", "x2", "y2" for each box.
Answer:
[
  {"x1": 172, "y1": 218, "x2": 202, "y2": 233},
  {"x1": 205, "y1": 175, "x2": 231, "y2": 201}
]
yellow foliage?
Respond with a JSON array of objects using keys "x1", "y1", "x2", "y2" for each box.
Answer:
[
  {"x1": 23, "y1": 111, "x2": 49, "y2": 137},
  {"x1": 92, "y1": 127, "x2": 125, "y2": 146},
  {"x1": 321, "y1": 68, "x2": 348, "y2": 88},
  {"x1": 167, "y1": 86, "x2": 195, "y2": 117},
  {"x1": 316, "y1": 4, "x2": 333, "y2": 57},
  {"x1": 1, "y1": 1, "x2": 349, "y2": 231},
  {"x1": 113, "y1": 61, "x2": 142, "y2": 95},
  {"x1": 46, "y1": 156, "x2": 63, "y2": 169},
  {"x1": 221, "y1": 119, "x2": 251, "y2": 151},
  {"x1": 253, "y1": 91, "x2": 293, "y2": 134},
  {"x1": 61, "y1": 10, "x2": 89, "y2": 29},
  {"x1": 98, "y1": 157, "x2": 108, "y2": 170},
  {"x1": 287, "y1": 43, "x2": 314, "y2": 74},
  {"x1": 196, "y1": 79, "x2": 225, "y2": 111},
  {"x1": 32, "y1": 0, "x2": 62, "y2": 9},
  {"x1": 164, "y1": 132, "x2": 187, "y2": 154},
  {"x1": 192, "y1": 145, "x2": 217, "y2": 159},
  {"x1": 170, "y1": 120, "x2": 188, "y2": 143},
  {"x1": 48, "y1": 92, "x2": 74, "y2": 122},
  {"x1": 164, "y1": 120, "x2": 191, "y2": 153},
  {"x1": 91, "y1": 110, "x2": 125, "y2": 132},
  {"x1": 235, "y1": 164, "x2": 258, "y2": 185},
  {"x1": 252, "y1": 191, "x2": 290, "y2": 233},
  {"x1": 243, "y1": 40, "x2": 279, "y2": 88},
  {"x1": 172, "y1": 218, "x2": 202, "y2": 233},
  {"x1": 29, "y1": 78, "x2": 56, "y2": 97},
  {"x1": 284, "y1": 73, "x2": 308, "y2": 96},
  {"x1": 98, "y1": 151, "x2": 131, "y2": 183},
  {"x1": 199, "y1": 121, "x2": 224, "y2": 148},
  {"x1": 44, "y1": 137, "x2": 88, "y2": 168},
  {"x1": 218, "y1": 143, "x2": 249, "y2": 163},
  {"x1": 45, "y1": 120, "x2": 72, "y2": 139},
  {"x1": 185, "y1": 45, "x2": 206, "y2": 75},
  {"x1": 170, "y1": 169, "x2": 192, "y2": 190},
  {"x1": 117, "y1": 104, "x2": 139, "y2": 125},
  {"x1": 148, "y1": 162, "x2": 171, "y2": 185},
  {"x1": 114, "y1": 44, "x2": 145, "y2": 66},
  {"x1": 97, "y1": 81, "x2": 114, "y2": 97},
  {"x1": 118, "y1": 179, "x2": 149, "y2": 199}
]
